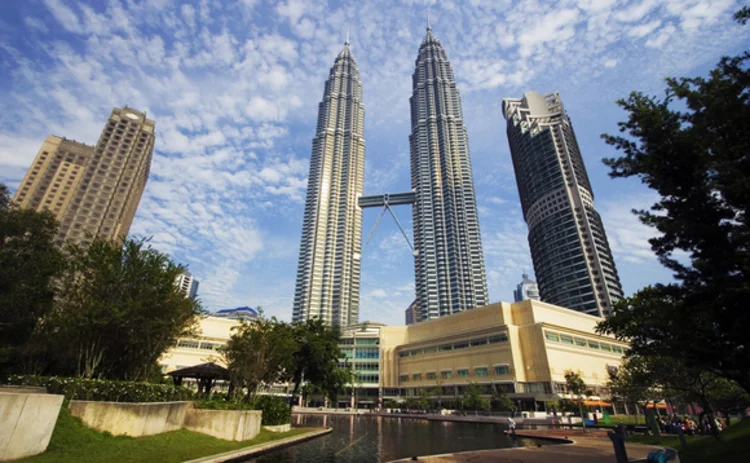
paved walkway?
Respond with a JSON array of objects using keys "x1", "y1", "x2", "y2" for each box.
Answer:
[{"x1": 389, "y1": 430, "x2": 666, "y2": 463}]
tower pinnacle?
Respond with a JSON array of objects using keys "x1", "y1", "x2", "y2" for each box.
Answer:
[{"x1": 345, "y1": 24, "x2": 350, "y2": 46}]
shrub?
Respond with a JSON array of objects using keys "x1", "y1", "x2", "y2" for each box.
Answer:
[
  {"x1": 253, "y1": 395, "x2": 291, "y2": 425},
  {"x1": 6, "y1": 375, "x2": 194, "y2": 402},
  {"x1": 192, "y1": 394, "x2": 291, "y2": 425}
]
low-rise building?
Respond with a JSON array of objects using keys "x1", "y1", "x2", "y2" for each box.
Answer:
[
  {"x1": 340, "y1": 299, "x2": 626, "y2": 410},
  {"x1": 159, "y1": 316, "x2": 240, "y2": 373}
]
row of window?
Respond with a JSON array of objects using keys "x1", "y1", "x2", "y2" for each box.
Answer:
[
  {"x1": 339, "y1": 347, "x2": 379, "y2": 359},
  {"x1": 398, "y1": 332, "x2": 509, "y2": 358},
  {"x1": 339, "y1": 337, "x2": 379, "y2": 346},
  {"x1": 400, "y1": 365, "x2": 510, "y2": 383},
  {"x1": 544, "y1": 330, "x2": 624, "y2": 354},
  {"x1": 176, "y1": 339, "x2": 223, "y2": 351}
]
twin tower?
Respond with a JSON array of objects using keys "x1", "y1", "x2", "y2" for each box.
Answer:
[{"x1": 292, "y1": 27, "x2": 488, "y2": 327}]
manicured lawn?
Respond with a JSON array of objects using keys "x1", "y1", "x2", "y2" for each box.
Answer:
[
  {"x1": 626, "y1": 418, "x2": 750, "y2": 463},
  {"x1": 19, "y1": 407, "x2": 316, "y2": 463}
]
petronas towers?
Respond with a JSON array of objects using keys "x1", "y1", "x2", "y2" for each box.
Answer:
[
  {"x1": 293, "y1": 39, "x2": 365, "y2": 327},
  {"x1": 294, "y1": 28, "x2": 487, "y2": 327}
]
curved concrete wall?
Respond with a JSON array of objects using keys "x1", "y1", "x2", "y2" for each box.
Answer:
[
  {"x1": 0, "y1": 392, "x2": 64, "y2": 461},
  {"x1": 184, "y1": 409, "x2": 262, "y2": 441},
  {"x1": 68, "y1": 400, "x2": 189, "y2": 437}
]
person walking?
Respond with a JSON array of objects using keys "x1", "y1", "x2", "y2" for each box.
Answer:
[{"x1": 508, "y1": 417, "x2": 517, "y2": 435}]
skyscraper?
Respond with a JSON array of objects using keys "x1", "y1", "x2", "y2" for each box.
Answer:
[
  {"x1": 12, "y1": 106, "x2": 154, "y2": 246},
  {"x1": 409, "y1": 26, "x2": 488, "y2": 321},
  {"x1": 502, "y1": 91, "x2": 623, "y2": 316},
  {"x1": 176, "y1": 271, "x2": 199, "y2": 298},
  {"x1": 513, "y1": 273, "x2": 540, "y2": 302},
  {"x1": 293, "y1": 39, "x2": 365, "y2": 328}
]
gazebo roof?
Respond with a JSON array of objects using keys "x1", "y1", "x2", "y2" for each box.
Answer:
[{"x1": 167, "y1": 362, "x2": 229, "y2": 380}]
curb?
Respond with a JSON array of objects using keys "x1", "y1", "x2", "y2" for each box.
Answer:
[{"x1": 181, "y1": 427, "x2": 332, "y2": 463}]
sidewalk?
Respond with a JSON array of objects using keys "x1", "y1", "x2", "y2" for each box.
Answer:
[{"x1": 388, "y1": 430, "x2": 667, "y2": 463}]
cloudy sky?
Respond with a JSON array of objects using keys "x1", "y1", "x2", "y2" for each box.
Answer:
[{"x1": 1, "y1": 0, "x2": 747, "y2": 325}]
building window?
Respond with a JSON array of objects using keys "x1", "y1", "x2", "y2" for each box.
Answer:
[
  {"x1": 441, "y1": 370, "x2": 452, "y2": 379},
  {"x1": 494, "y1": 365, "x2": 510, "y2": 376},
  {"x1": 426, "y1": 372, "x2": 437, "y2": 380},
  {"x1": 587, "y1": 341, "x2": 601, "y2": 350},
  {"x1": 545, "y1": 332, "x2": 560, "y2": 342},
  {"x1": 475, "y1": 367, "x2": 488, "y2": 377},
  {"x1": 457, "y1": 369, "x2": 469, "y2": 378},
  {"x1": 488, "y1": 333, "x2": 508, "y2": 344},
  {"x1": 339, "y1": 338, "x2": 354, "y2": 345},
  {"x1": 559, "y1": 334, "x2": 575, "y2": 345},
  {"x1": 399, "y1": 374, "x2": 409, "y2": 383},
  {"x1": 177, "y1": 340, "x2": 199, "y2": 349},
  {"x1": 412, "y1": 373, "x2": 422, "y2": 381},
  {"x1": 355, "y1": 338, "x2": 379, "y2": 345}
]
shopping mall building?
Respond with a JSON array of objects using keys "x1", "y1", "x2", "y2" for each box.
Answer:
[{"x1": 161, "y1": 299, "x2": 627, "y2": 411}]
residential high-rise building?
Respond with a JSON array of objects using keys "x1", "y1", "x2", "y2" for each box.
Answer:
[
  {"x1": 12, "y1": 136, "x2": 94, "y2": 242},
  {"x1": 404, "y1": 299, "x2": 418, "y2": 325},
  {"x1": 513, "y1": 273, "x2": 540, "y2": 302},
  {"x1": 409, "y1": 26, "x2": 488, "y2": 321},
  {"x1": 502, "y1": 92, "x2": 623, "y2": 316},
  {"x1": 12, "y1": 107, "x2": 155, "y2": 246},
  {"x1": 292, "y1": 38, "x2": 365, "y2": 328},
  {"x1": 175, "y1": 272, "x2": 199, "y2": 298}
]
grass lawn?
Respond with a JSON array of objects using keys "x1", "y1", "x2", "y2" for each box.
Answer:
[
  {"x1": 19, "y1": 407, "x2": 317, "y2": 463},
  {"x1": 626, "y1": 418, "x2": 750, "y2": 463}
]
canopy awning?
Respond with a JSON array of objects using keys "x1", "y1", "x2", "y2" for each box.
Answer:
[
  {"x1": 646, "y1": 402, "x2": 668, "y2": 409},
  {"x1": 583, "y1": 400, "x2": 612, "y2": 407},
  {"x1": 167, "y1": 362, "x2": 230, "y2": 380}
]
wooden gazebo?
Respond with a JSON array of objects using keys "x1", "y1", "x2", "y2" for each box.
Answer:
[{"x1": 167, "y1": 362, "x2": 230, "y2": 396}]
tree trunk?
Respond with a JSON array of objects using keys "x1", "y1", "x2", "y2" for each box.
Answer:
[{"x1": 579, "y1": 399, "x2": 586, "y2": 431}]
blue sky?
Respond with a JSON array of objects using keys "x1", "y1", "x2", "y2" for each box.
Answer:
[{"x1": 1, "y1": 0, "x2": 748, "y2": 325}]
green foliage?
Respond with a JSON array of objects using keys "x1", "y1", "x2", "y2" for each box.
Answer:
[
  {"x1": 0, "y1": 192, "x2": 64, "y2": 375},
  {"x1": 39, "y1": 237, "x2": 203, "y2": 380},
  {"x1": 490, "y1": 385, "x2": 514, "y2": 411},
  {"x1": 735, "y1": 6, "x2": 750, "y2": 24},
  {"x1": 220, "y1": 316, "x2": 296, "y2": 399},
  {"x1": 193, "y1": 395, "x2": 291, "y2": 425},
  {"x1": 289, "y1": 318, "x2": 344, "y2": 402},
  {"x1": 18, "y1": 406, "x2": 312, "y2": 463},
  {"x1": 252, "y1": 395, "x2": 292, "y2": 425},
  {"x1": 6, "y1": 375, "x2": 194, "y2": 402},
  {"x1": 460, "y1": 383, "x2": 490, "y2": 411},
  {"x1": 607, "y1": 356, "x2": 662, "y2": 413},
  {"x1": 597, "y1": 20, "x2": 750, "y2": 392}
]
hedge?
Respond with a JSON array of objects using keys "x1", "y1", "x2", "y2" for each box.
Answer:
[
  {"x1": 6, "y1": 375, "x2": 195, "y2": 402},
  {"x1": 194, "y1": 395, "x2": 291, "y2": 425}
]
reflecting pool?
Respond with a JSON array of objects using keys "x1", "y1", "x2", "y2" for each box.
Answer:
[{"x1": 244, "y1": 414, "x2": 551, "y2": 462}]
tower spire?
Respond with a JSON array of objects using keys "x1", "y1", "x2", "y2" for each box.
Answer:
[
  {"x1": 345, "y1": 24, "x2": 350, "y2": 46},
  {"x1": 426, "y1": 9, "x2": 431, "y2": 31}
]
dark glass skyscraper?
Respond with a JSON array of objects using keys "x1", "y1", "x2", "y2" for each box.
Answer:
[
  {"x1": 409, "y1": 27, "x2": 489, "y2": 321},
  {"x1": 293, "y1": 39, "x2": 365, "y2": 327},
  {"x1": 502, "y1": 92, "x2": 623, "y2": 316}
]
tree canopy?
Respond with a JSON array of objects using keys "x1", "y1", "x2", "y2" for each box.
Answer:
[
  {"x1": 39, "y1": 237, "x2": 203, "y2": 380},
  {"x1": 597, "y1": 12, "x2": 750, "y2": 392},
  {"x1": 0, "y1": 188, "x2": 64, "y2": 374}
]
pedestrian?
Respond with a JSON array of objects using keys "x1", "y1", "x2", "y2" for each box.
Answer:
[{"x1": 508, "y1": 417, "x2": 517, "y2": 435}]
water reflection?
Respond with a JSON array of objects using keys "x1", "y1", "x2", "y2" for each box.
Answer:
[{"x1": 244, "y1": 414, "x2": 548, "y2": 463}]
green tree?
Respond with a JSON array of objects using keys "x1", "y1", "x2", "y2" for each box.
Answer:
[
  {"x1": 735, "y1": 6, "x2": 750, "y2": 24},
  {"x1": 490, "y1": 383, "x2": 515, "y2": 412},
  {"x1": 45, "y1": 237, "x2": 202, "y2": 380},
  {"x1": 288, "y1": 318, "x2": 344, "y2": 405},
  {"x1": 461, "y1": 383, "x2": 490, "y2": 411},
  {"x1": 597, "y1": 11, "x2": 750, "y2": 392},
  {"x1": 607, "y1": 356, "x2": 663, "y2": 424},
  {"x1": 221, "y1": 316, "x2": 297, "y2": 399},
  {"x1": 565, "y1": 370, "x2": 589, "y2": 431},
  {"x1": 0, "y1": 183, "x2": 9, "y2": 211},
  {"x1": 0, "y1": 191, "x2": 64, "y2": 374}
]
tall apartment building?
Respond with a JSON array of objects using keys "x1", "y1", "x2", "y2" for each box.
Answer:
[
  {"x1": 409, "y1": 26, "x2": 488, "y2": 321},
  {"x1": 502, "y1": 92, "x2": 623, "y2": 316},
  {"x1": 292, "y1": 39, "x2": 366, "y2": 327},
  {"x1": 12, "y1": 107, "x2": 155, "y2": 246},
  {"x1": 513, "y1": 273, "x2": 540, "y2": 302},
  {"x1": 175, "y1": 272, "x2": 199, "y2": 298}
]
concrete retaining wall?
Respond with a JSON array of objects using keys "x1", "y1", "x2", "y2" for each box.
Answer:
[
  {"x1": 184, "y1": 409, "x2": 262, "y2": 441},
  {"x1": 263, "y1": 423, "x2": 291, "y2": 433},
  {"x1": 0, "y1": 392, "x2": 64, "y2": 461},
  {"x1": 68, "y1": 400, "x2": 189, "y2": 437}
]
